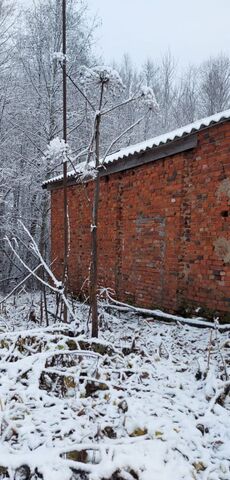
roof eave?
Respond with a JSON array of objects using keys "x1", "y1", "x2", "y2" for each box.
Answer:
[{"x1": 43, "y1": 133, "x2": 197, "y2": 191}]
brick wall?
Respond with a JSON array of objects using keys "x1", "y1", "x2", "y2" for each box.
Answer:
[{"x1": 51, "y1": 121, "x2": 230, "y2": 320}]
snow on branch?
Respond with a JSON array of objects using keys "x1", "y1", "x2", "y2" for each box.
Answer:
[
  {"x1": 80, "y1": 65, "x2": 124, "y2": 92},
  {"x1": 103, "y1": 293, "x2": 230, "y2": 331},
  {"x1": 140, "y1": 85, "x2": 159, "y2": 111},
  {"x1": 101, "y1": 84, "x2": 159, "y2": 116},
  {"x1": 4, "y1": 221, "x2": 79, "y2": 324},
  {"x1": 101, "y1": 115, "x2": 145, "y2": 165},
  {"x1": 44, "y1": 137, "x2": 69, "y2": 165},
  {"x1": 53, "y1": 51, "x2": 67, "y2": 64}
]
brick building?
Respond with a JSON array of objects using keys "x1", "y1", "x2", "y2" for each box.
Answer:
[{"x1": 43, "y1": 110, "x2": 230, "y2": 321}]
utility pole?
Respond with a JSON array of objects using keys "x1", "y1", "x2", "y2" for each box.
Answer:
[{"x1": 62, "y1": 0, "x2": 68, "y2": 323}]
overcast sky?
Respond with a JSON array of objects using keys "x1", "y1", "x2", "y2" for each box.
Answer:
[{"x1": 22, "y1": 0, "x2": 230, "y2": 70}]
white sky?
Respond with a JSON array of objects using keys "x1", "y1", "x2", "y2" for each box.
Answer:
[{"x1": 21, "y1": 0, "x2": 230, "y2": 70}]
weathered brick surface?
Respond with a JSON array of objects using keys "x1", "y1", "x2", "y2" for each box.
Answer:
[{"x1": 51, "y1": 122, "x2": 230, "y2": 319}]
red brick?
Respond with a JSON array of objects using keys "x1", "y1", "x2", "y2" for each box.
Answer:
[{"x1": 50, "y1": 122, "x2": 230, "y2": 319}]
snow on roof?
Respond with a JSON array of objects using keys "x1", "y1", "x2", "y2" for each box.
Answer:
[{"x1": 43, "y1": 108, "x2": 230, "y2": 187}]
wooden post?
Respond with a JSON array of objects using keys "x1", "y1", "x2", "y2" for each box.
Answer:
[{"x1": 62, "y1": 0, "x2": 68, "y2": 323}]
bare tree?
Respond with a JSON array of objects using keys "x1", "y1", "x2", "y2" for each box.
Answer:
[
  {"x1": 173, "y1": 66, "x2": 198, "y2": 126},
  {"x1": 199, "y1": 54, "x2": 230, "y2": 116},
  {"x1": 158, "y1": 51, "x2": 177, "y2": 130},
  {"x1": 0, "y1": 0, "x2": 17, "y2": 290},
  {"x1": 0, "y1": 0, "x2": 96, "y2": 292}
]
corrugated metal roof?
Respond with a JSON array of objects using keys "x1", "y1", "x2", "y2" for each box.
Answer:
[{"x1": 43, "y1": 108, "x2": 230, "y2": 187}]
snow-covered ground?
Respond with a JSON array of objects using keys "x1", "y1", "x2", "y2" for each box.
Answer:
[{"x1": 0, "y1": 293, "x2": 229, "y2": 480}]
